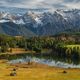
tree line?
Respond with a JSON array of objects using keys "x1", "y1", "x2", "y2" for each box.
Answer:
[{"x1": 0, "y1": 34, "x2": 80, "y2": 59}]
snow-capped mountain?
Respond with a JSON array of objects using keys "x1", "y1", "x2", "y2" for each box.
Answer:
[
  {"x1": 23, "y1": 9, "x2": 80, "y2": 35},
  {"x1": 0, "y1": 8, "x2": 80, "y2": 36}
]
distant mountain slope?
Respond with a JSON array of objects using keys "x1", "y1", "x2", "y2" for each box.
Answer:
[{"x1": 0, "y1": 22, "x2": 36, "y2": 37}]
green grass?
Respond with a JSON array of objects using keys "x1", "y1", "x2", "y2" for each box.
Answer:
[{"x1": 64, "y1": 45, "x2": 80, "y2": 49}]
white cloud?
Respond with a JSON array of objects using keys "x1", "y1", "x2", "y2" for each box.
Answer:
[
  {"x1": 0, "y1": 0, "x2": 80, "y2": 9},
  {"x1": 61, "y1": 0, "x2": 80, "y2": 9},
  {"x1": 63, "y1": 1, "x2": 80, "y2": 9}
]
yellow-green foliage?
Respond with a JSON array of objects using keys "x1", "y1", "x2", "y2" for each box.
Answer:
[{"x1": 64, "y1": 45, "x2": 80, "y2": 49}]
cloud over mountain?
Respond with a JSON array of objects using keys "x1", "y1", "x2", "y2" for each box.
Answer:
[{"x1": 0, "y1": 0, "x2": 80, "y2": 9}]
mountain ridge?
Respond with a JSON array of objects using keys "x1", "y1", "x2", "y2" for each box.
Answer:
[{"x1": 0, "y1": 8, "x2": 80, "y2": 36}]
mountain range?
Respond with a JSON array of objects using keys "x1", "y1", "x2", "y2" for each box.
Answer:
[{"x1": 0, "y1": 7, "x2": 80, "y2": 37}]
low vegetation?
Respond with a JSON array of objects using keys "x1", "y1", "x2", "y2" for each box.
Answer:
[
  {"x1": 0, "y1": 33, "x2": 79, "y2": 61},
  {"x1": 0, "y1": 60, "x2": 80, "y2": 80}
]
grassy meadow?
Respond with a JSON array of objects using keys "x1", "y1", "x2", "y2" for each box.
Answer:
[{"x1": 0, "y1": 60, "x2": 80, "y2": 80}]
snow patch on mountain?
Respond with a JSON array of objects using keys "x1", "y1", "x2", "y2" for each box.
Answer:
[
  {"x1": 13, "y1": 19, "x2": 25, "y2": 24},
  {"x1": 0, "y1": 19, "x2": 9, "y2": 23}
]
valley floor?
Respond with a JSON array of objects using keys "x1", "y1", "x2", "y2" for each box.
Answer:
[{"x1": 0, "y1": 60, "x2": 80, "y2": 80}]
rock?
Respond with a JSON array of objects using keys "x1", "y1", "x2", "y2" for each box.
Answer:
[
  {"x1": 62, "y1": 71, "x2": 67, "y2": 74},
  {"x1": 10, "y1": 72, "x2": 17, "y2": 76},
  {"x1": 13, "y1": 68, "x2": 16, "y2": 71}
]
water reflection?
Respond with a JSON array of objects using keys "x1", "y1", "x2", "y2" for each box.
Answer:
[{"x1": 8, "y1": 55, "x2": 80, "y2": 68}]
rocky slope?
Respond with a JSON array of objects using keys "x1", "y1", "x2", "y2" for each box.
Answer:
[{"x1": 0, "y1": 8, "x2": 80, "y2": 36}]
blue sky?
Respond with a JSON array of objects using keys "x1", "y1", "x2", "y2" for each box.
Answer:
[{"x1": 0, "y1": 0, "x2": 80, "y2": 9}]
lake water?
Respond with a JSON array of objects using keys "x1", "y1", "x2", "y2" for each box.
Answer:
[{"x1": 8, "y1": 56, "x2": 80, "y2": 68}]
